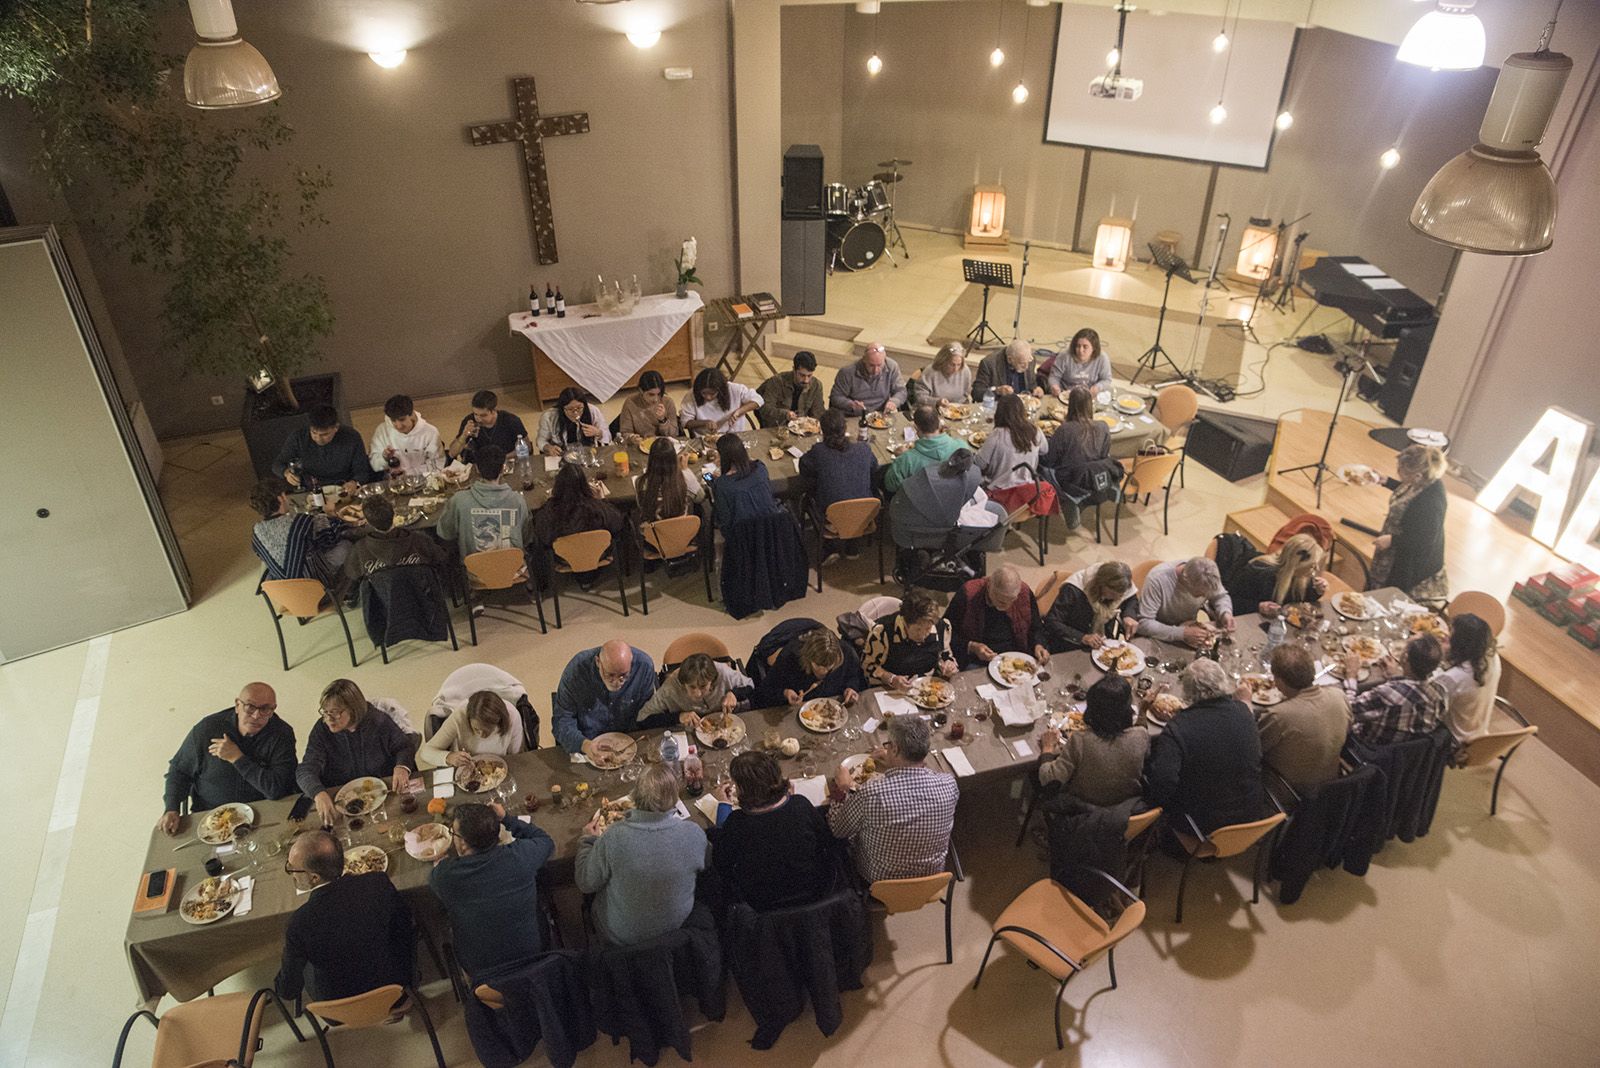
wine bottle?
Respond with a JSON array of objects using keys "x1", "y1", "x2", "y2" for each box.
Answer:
[
  {"x1": 529, "y1": 284, "x2": 539, "y2": 317},
  {"x1": 544, "y1": 283, "x2": 556, "y2": 316},
  {"x1": 555, "y1": 287, "x2": 566, "y2": 318}
]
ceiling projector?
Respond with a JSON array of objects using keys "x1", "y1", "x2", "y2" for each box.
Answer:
[{"x1": 1089, "y1": 74, "x2": 1143, "y2": 100}]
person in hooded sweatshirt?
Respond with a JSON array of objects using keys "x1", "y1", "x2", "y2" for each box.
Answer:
[
  {"x1": 436, "y1": 445, "x2": 529, "y2": 559},
  {"x1": 368, "y1": 394, "x2": 445, "y2": 477}
]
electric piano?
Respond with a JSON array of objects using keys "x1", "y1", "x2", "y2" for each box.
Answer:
[{"x1": 1300, "y1": 255, "x2": 1437, "y2": 339}]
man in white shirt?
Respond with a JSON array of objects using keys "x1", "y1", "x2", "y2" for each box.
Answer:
[{"x1": 368, "y1": 394, "x2": 444, "y2": 476}]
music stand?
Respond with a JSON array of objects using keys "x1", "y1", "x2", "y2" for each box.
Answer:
[
  {"x1": 1131, "y1": 243, "x2": 1196, "y2": 386},
  {"x1": 962, "y1": 259, "x2": 1013, "y2": 349}
]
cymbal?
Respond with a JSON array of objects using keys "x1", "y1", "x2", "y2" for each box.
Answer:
[
  {"x1": 872, "y1": 172, "x2": 905, "y2": 184},
  {"x1": 876, "y1": 158, "x2": 914, "y2": 168}
]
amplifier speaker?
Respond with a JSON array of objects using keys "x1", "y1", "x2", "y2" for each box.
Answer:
[
  {"x1": 781, "y1": 218, "x2": 826, "y2": 316},
  {"x1": 1376, "y1": 321, "x2": 1436, "y2": 423},
  {"x1": 1185, "y1": 410, "x2": 1278, "y2": 482},
  {"x1": 782, "y1": 144, "x2": 824, "y2": 220}
]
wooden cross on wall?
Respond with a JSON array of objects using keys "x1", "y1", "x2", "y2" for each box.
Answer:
[{"x1": 466, "y1": 76, "x2": 590, "y2": 265}]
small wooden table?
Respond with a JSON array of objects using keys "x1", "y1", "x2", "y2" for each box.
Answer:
[{"x1": 707, "y1": 294, "x2": 784, "y2": 382}]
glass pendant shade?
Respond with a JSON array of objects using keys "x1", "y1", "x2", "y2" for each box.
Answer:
[
  {"x1": 1397, "y1": 3, "x2": 1486, "y2": 71},
  {"x1": 184, "y1": 37, "x2": 282, "y2": 108}
]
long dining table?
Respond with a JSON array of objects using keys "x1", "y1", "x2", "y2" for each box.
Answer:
[{"x1": 125, "y1": 587, "x2": 1410, "y2": 1005}]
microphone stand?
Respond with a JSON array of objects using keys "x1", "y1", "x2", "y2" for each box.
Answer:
[
  {"x1": 1204, "y1": 213, "x2": 1232, "y2": 292},
  {"x1": 1277, "y1": 349, "x2": 1382, "y2": 508},
  {"x1": 1012, "y1": 240, "x2": 1031, "y2": 341}
]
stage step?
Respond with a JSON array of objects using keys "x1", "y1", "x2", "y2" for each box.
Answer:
[
  {"x1": 788, "y1": 317, "x2": 862, "y2": 343},
  {"x1": 770, "y1": 330, "x2": 932, "y2": 375}
]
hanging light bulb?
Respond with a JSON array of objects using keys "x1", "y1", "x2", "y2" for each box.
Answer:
[
  {"x1": 1275, "y1": 110, "x2": 1294, "y2": 130},
  {"x1": 1380, "y1": 147, "x2": 1402, "y2": 169},
  {"x1": 1213, "y1": 31, "x2": 1230, "y2": 53},
  {"x1": 1398, "y1": 0, "x2": 1486, "y2": 71},
  {"x1": 1209, "y1": 102, "x2": 1227, "y2": 124},
  {"x1": 1105, "y1": 47, "x2": 1120, "y2": 68},
  {"x1": 990, "y1": 46, "x2": 1006, "y2": 67},
  {"x1": 1012, "y1": 81, "x2": 1030, "y2": 104},
  {"x1": 867, "y1": 52, "x2": 883, "y2": 75}
]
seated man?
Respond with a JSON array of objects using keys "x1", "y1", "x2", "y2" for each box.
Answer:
[
  {"x1": 339, "y1": 495, "x2": 446, "y2": 598},
  {"x1": 756, "y1": 350, "x2": 826, "y2": 427},
  {"x1": 297, "y1": 679, "x2": 418, "y2": 826},
  {"x1": 275, "y1": 830, "x2": 415, "y2": 1002},
  {"x1": 250, "y1": 475, "x2": 349, "y2": 585},
  {"x1": 972, "y1": 338, "x2": 1042, "y2": 399},
  {"x1": 883, "y1": 405, "x2": 962, "y2": 495},
  {"x1": 1345, "y1": 634, "x2": 1446, "y2": 749},
  {"x1": 159, "y1": 682, "x2": 297, "y2": 834},
  {"x1": 635, "y1": 653, "x2": 754, "y2": 731},
  {"x1": 429, "y1": 801, "x2": 555, "y2": 984},
  {"x1": 448, "y1": 389, "x2": 529, "y2": 465},
  {"x1": 552, "y1": 640, "x2": 659, "y2": 757},
  {"x1": 1145, "y1": 659, "x2": 1267, "y2": 834},
  {"x1": 272, "y1": 404, "x2": 374, "y2": 494},
  {"x1": 1253, "y1": 644, "x2": 1348, "y2": 794},
  {"x1": 828, "y1": 342, "x2": 906, "y2": 415},
  {"x1": 945, "y1": 563, "x2": 1050, "y2": 668},
  {"x1": 435, "y1": 445, "x2": 529, "y2": 560},
  {"x1": 1136, "y1": 557, "x2": 1236, "y2": 648},
  {"x1": 827, "y1": 715, "x2": 958, "y2": 883},
  {"x1": 368, "y1": 394, "x2": 444, "y2": 477}
]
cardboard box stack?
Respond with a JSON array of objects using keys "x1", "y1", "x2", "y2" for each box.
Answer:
[{"x1": 1513, "y1": 565, "x2": 1600, "y2": 649}]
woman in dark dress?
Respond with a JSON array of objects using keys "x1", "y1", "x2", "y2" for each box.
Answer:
[
  {"x1": 1041, "y1": 560, "x2": 1139, "y2": 653},
  {"x1": 1224, "y1": 533, "x2": 1327, "y2": 618},
  {"x1": 711, "y1": 751, "x2": 837, "y2": 909},
  {"x1": 711, "y1": 434, "x2": 780, "y2": 532},
  {"x1": 861, "y1": 588, "x2": 958, "y2": 690},
  {"x1": 1367, "y1": 444, "x2": 1449, "y2": 603},
  {"x1": 527, "y1": 462, "x2": 623, "y2": 586},
  {"x1": 751, "y1": 625, "x2": 866, "y2": 708}
]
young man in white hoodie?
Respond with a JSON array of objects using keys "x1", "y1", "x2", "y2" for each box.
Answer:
[{"x1": 369, "y1": 395, "x2": 445, "y2": 477}]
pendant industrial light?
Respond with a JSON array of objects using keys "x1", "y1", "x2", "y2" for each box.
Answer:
[
  {"x1": 1410, "y1": 3, "x2": 1572, "y2": 255},
  {"x1": 183, "y1": 0, "x2": 280, "y2": 109},
  {"x1": 1397, "y1": 0, "x2": 1486, "y2": 71},
  {"x1": 1012, "y1": 2, "x2": 1031, "y2": 104},
  {"x1": 1208, "y1": 0, "x2": 1239, "y2": 125}
]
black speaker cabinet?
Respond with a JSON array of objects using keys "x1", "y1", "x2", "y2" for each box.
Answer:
[
  {"x1": 781, "y1": 218, "x2": 826, "y2": 316},
  {"x1": 1186, "y1": 410, "x2": 1278, "y2": 482},
  {"x1": 1376, "y1": 321, "x2": 1436, "y2": 424},
  {"x1": 782, "y1": 144, "x2": 824, "y2": 220}
]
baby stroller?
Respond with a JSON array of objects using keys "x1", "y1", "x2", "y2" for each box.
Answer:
[{"x1": 888, "y1": 450, "x2": 1009, "y2": 591}]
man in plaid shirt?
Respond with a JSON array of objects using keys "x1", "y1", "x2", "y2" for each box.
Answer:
[
  {"x1": 1344, "y1": 635, "x2": 1446, "y2": 748},
  {"x1": 828, "y1": 715, "x2": 958, "y2": 884}
]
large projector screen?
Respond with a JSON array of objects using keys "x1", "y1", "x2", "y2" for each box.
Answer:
[{"x1": 1045, "y1": 7, "x2": 1297, "y2": 169}]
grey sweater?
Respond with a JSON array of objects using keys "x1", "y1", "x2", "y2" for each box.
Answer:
[
  {"x1": 636, "y1": 661, "x2": 754, "y2": 722},
  {"x1": 829, "y1": 358, "x2": 907, "y2": 413},
  {"x1": 1136, "y1": 560, "x2": 1234, "y2": 643},
  {"x1": 576, "y1": 810, "x2": 708, "y2": 946},
  {"x1": 1038, "y1": 728, "x2": 1150, "y2": 807}
]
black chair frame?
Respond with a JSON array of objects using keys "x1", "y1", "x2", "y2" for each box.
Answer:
[
  {"x1": 258, "y1": 577, "x2": 358, "y2": 672},
  {"x1": 113, "y1": 987, "x2": 304, "y2": 1068},
  {"x1": 302, "y1": 984, "x2": 444, "y2": 1068},
  {"x1": 868, "y1": 841, "x2": 963, "y2": 964},
  {"x1": 1485, "y1": 697, "x2": 1535, "y2": 816},
  {"x1": 1169, "y1": 807, "x2": 1284, "y2": 924},
  {"x1": 1111, "y1": 452, "x2": 1183, "y2": 543},
  {"x1": 463, "y1": 557, "x2": 547, "y2": 641},
  {"x1": 542, "y1": 538, "x2": 630, "y2": 629},
  {"x1": 804, "y1": 491, "x2": 886, "y2": 590},
  {"x1": 634, "y1": 505, "x2": 715, "y2": 614}
]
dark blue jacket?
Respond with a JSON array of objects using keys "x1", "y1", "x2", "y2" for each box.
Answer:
[
  {"x1": 798, "y1": 441, "x2": 876, "y2": 512},
  {"x1": 551, "y1": 647, "x2": 659, "y2": 753},
  {"x1": 430, "y1": 813, "x2": 556, "y2": 982},
  {"x1": 712, "y1": 463, "x2": 780, "y2": 531},
  {"x1": 271, "y1": 425, "x2": 374, "y2": 485}
]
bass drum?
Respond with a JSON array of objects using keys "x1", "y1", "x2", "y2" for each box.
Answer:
[{"x1": 827, "y1": 219, "x2": 886, "y2": 272}]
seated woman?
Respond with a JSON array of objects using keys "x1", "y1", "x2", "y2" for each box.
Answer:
[
  {"x1": 862, "y1": 587, "x2": 958, "y2": 690},
  {"x1": 576, "y1": 764, "x2": 708, "y2": 946},
  {"x1": 634, "y1": 437, "x2": 705, "y2": 525},
  {"x1": 799, "y1": 409, "x2": 876, "y2": 559},
  {"x1": 527, "y1": 462, "x2": 624, "y2": 587},
  {"x1": 296, "y1": 678, "x2": 418, "y2": 826},
  {"x1": 908, "y1": 342, "x2": 973, "y2": 407},
  {"x1": 1042, "y1": 387, "x2": 1118, "y2": 509},
  {"x1": 682, "y1": 367, "x2": 761, "y2": 436},
  {"x1": 1037, "y1": 675, "x2": 1148, "y2": 806},
  {"x1": 1044, "y1": 328, "x2": 1113, "y2": 396},
  {"x1": 250, "y1": 475, "x2": 350, "y2": 587},
  {"x1": 975, "y1": 392, "x2": 1055, "y2": 518},
  {"x1": 711, "y1": 751, "x2": 837, "y2": 910},
  {"x1": 617, "y1": 371, "x2": 680, "y2": 439},
  {"x1": 1223, "y1": 533, "x2": 1326, "y2": 618},
  {"x1": 418, "y1": 689, "x2": 527, "y2": 770},
  {"x1": 1041, "y1": 561, "x2": 1139, "y2": 653},
  {"x1": 535, "y1": 386, "x2": 611, "y2": 456},
  {"x1": 635, "y1": 652, "x2": 754, "y2": 730},
  {"x1": 751, "y1": 625, "x2": 866, "y2": 709},
  {"x1": 711, "y1": 434, "x2": 780, "y2": 532},
  {"x1": 1434, "y1": 612, "x2": 1501, "y2": 746}
]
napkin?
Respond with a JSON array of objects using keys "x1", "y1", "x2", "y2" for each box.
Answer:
[
  {"x1": 1011, "y1": 739, "x2": 1035, "y2": 759},
  {"x1": 432, "y1": 781, "x2": 455, "y2": 799},
  {"x1": 569, "y1": 752, "x2": 591, "y2": 765},
  {"x1": 670, "y1": 799, "x2": 693, "y2": 822},
  {"x1": 790, "y1": 776, "x2": 829, "y2": 806},
  {"x1": 975, "y1": 683, "x2": 1000, "y2": 701},
  {"x1": 873, "y1": 693, "x2": 916, "y2": 717},
  {"x1": 860, "y1": 717, "x2": 881, "y2": 735},
  {"x1": 992, "y1": 688, "x2": 1040, "y2": 728},
  {"x1": 1139, "y1": 414, "x2": 1156, "y2": 425},
  {"x1": 794, "y1": 459, "x2": 803, "y2": 474},
  {"x1": 517, "y1": 814, "x2": 533, "y2": 824},
  {"x1": 941, "y1": 747, "x2": 976, "y2": 777},
  {"x1": 903, "y1": 426, "x2": 916, "y2": 442},
  {"x1": 544, "y1": 455, "x2": 560, "y2": 472},
  {"x1": 693, "y1": 793, "x2": 723, "y2": 823},
  {"x1": 233, "y1": 875, "x2": 255, "y2": 917},
  {"x1": 787, "y1": 445, "x2": 805, "y2": 458}
]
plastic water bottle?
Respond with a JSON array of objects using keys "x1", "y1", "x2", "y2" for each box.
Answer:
[
  {"x1": 981, "y1": 388, "x2": 997, "y2": 414},
  {"x1": 1265, "y1": 616, "x2": 1287, "y2": 656},
  {"x1": 514, "y1": 434, "x2": 532, "y2": 487},
  {"x1": 658, "y1": 733, "x2": 681, "y2": 781}
]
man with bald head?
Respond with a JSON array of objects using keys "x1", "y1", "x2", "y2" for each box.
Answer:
[
  {"x1": 552, "y1": 640, "x2": 660, "y2": 756},
  {"x1": 944, "y1": 564, "x2": 1051, "y2": 668},
  {"x1": 829, "y1": 341, "x2": 906, "y2": 414},
  {"x1": 159, "y1": 682, "x2": 298, "y2": 834}
]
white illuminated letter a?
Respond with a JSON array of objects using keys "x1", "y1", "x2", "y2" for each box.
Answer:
[
  {"x1": 1476, "y1": 408, "x2": 1594, "y2": 547},
  {"x1": 1554, "y1": 469, "x2": 1600, "y2": 574}
]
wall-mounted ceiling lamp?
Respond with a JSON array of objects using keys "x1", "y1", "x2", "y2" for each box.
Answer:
[
  {"x1": 1410, "y1": 10, "x2": 1572, "y2": 257},
  {"x1": 183, "y1": 0, "x2": 281, "y2": 109},
  {"x1": 1379, "y1": 147, "x2": 1402, "y2": 169},
  {"x1": 1397, "y1": 0, "x2": 1486, "y2": 71},
  {"x1": 368, "y1": 50, "x2": 406, "y2": 68},
  {"x1": 1275, "y1": 110, "x2": 1294, "y2": 130},
  {"x1": 626, "y1": 29, "x2": 661, "y2": 48},
  {"x1": 1012, "y1": 82, "x2": 1030, "y2": 103}
]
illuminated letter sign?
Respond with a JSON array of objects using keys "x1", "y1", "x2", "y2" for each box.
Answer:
[
  {"x1": 1553, "y1": 470, "x2": 1600, "y2": 574},
  {"x1": 1476, "y1": 408, "x2": 1594, "y2": 548}
]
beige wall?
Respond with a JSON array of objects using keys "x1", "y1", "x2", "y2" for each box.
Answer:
[{"x1": 780, "y1": 5, "x2": 847, "y2": 184}]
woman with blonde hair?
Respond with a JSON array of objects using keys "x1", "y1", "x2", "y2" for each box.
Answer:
[
  {"x1": 750, "y1": 621, "x2": 866, "y2": 709},
  {"x1": 910, "y1": 342, "x2": 973, "y2": 405},
  {"x1": 1368, "y1": 444, "x2": 1449, "y2": 602},
  {"x1": 1041, "y1": 560, "x2": 1139, "y2": 652},
  {"x1": 1224, "y1": 532, "x2": 1328, "y2": 618}
]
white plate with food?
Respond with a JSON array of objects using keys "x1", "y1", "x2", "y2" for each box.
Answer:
[
  {"x1": 1332, "y1": 591, "x2": 1384, "y2": 620},
  {"x1": 989, "y1": 652, "x2": 1040, "y2": 688},
  {"x1": 590, "y1": 795, "x2": 635, "y2": 834},
  {"x1": 1115, "y1": 395, "x2": 1146, "y2": 415},
  {"x1": 695, "y1": 712, "x2": 747, "y2": 750},
  {"x1": 1282, "y1": 603, "x2": 1323, "y2": 629},
  {"x1": 179, "y1": 875, "x2": 242, "y2": 925},
  {"x1": 939, "y1": 402, "x2": 973, "y2": 421},
  {"x1": 799, "y1": 697, "x2": 848, "y2": 733},
  {"x1": 1048, "y1": 708, "x2": 1088, "y2": 733},
  {"x1": 1091, "y1": 641, "x2": 1146, "y2": 677},
  {"x1": 195, "y1": 802, "x2": 255, "y2": 846},
  {"x1": 405, "y1": 822, "x2": 453, "y2": 862},
  {"x1": 1037, "y1": 418, "x2": 1061, "y2": 435},
  {"x1": 840, "y1": 753, "x2": 883, "y2": 788},
  {"x1": 586, "y1": 732, "x2": 638, "y2": 770},
  {"x1": 1095, "y1": 413, "x2": 1121, "y2": 432},
  {"x1": 1242, "y1": 674, "x2": 1285, "y2": 706},
  {"x1": 1327, "y1": 658, "x2": 1371, "y2": 683},
  {"x1": 1407, "y1": 428, "x2": 1448, "y2": 448},
  {"x1": 1145, "y1": 692, "x2": 1184, "y2": 725},
  {"x1": 1403, "y1": 610, "x2": 1450, "y2": 641},
  {"x1": 454, "y1": 754, "x2": 508, "y2": 794},
  {"x1": 787, "y1": 417, "x2": 821, "y2": 436},
  {"x1": 335, "y1": 776, "x2": 389, "y2": 816},
  {"x1": 863, "y1": 412, "x2": 892, "y2": 430},
  {"x1": 1341, "y1": 634, "x2": 1386, "y2": 663},
  {"x1": 905, "y1": 676, "x2": 956, "y2": 710},
  {"x1": 342, "y1": 844, "x2": 389, "y2": 876},
  {"x1": 965, "y1": 429, "x2": 989, "y2": 448}
]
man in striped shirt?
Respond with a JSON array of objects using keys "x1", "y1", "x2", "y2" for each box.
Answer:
[
  {"x1": 1345, "y1": 634, "x2": 1446, "y2": 748},
  {"x1": 828, "y1": 714, "x2": 958, "y2": 884}
]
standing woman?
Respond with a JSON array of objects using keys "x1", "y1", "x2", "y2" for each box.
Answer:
[
  {"x1": 1045, "y1": 328, "x2": 1113, "y2": 395},
  {"x1": 536, "y1": 387, "x2": 611, "y2": 456},
  {"x1": 910, "y1": 342, "x2": 973, "y2": 406},
  {"x1": 1367, "y1": 444, "x2": 1449, "y2": 603},
  {"x1": 635, "y1": 436, "x2": 704, "y2": 523},
  {"x1": 1224, "y1": 533, "x2": 1328, "y2": 618},
  {"x1": 975, "y1": 392, "x2": 1055, "y2": 518},
  {"x1": 617, "y1": 371, "x2": 680, "y2": 439},
  {"x1": 683, "y1": 367, "x2": 762, "y2": 435}
]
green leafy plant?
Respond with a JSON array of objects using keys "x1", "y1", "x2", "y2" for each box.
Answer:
[{"x1": 0, "y1": 0, "x2": 333, "y2": 411}]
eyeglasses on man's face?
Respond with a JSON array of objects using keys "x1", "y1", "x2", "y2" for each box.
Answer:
[{"x1": 237, "y1": 700, "x2": 277, "y2": 718}]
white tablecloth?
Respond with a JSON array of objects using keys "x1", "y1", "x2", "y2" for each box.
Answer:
[{"x1": 508, "y1": 291, "x2": 703, "y2": 402}]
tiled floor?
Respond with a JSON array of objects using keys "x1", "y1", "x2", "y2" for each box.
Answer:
[{"x1": 2, "y1": 258, "x2": 1599, "y2": 1066}]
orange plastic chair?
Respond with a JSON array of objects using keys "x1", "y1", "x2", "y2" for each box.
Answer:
[
  {"x1": 1113, "y1": 451, "x2": 1184, "y2": 541},
  {"x1": 1169, "y1": 811, "x2": 1288, "y2": 923},
  {"x1": 1130, "y1": 559, "x2": 1161, "y2": 590},
  {"x1": 811, "y1": 496, "x2": 885, "y2": 589},
  {"x1": 1455, "y1": 697, "x2": 1538, "y2": 815},
  {"x1": 1447, "y1": 590, "x2": 1506, "y2": 637},
  {"x1": 1034, "y1": 569, "x2": 1073, "y2": 618},
  {"x1": 303, "y1": 984, "x2": 444, "y2": 1068},
  {"x1": 637, "y1": 513, "x2": 712, "y2": 612},
  {"x1": 868, "y1": 843, "x2": 963, "y2": 964},
  {"x1": 972, "y1": 869, "x2": 1146, "y2": 1049},
  {"x1": 113, "y1": 988, "x2": 301, "y2": 1068},
  {"x1": 463, "y1": 547, "x2": 545, "y2": 640},
  {"x1": 661, "y1": 632, "x2": 736, "y2": 673},
  {"x1": 548, "y1": 529, "x2": 629, "y2": 627},
  {"x1": 1152, "y1": 385, "x2": 1199, "y2": 488},
  {"x1": 260, "y1": 578, "x2": 358, "y2": 671}
]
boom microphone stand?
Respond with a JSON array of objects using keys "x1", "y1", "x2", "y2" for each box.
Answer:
[{"x1": 1277, "y1": 354, "x2": 1384, "y2": 508}]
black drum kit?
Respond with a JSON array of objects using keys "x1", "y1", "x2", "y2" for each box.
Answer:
[{"x1": 826, "y1": 158, "x2": 912, "y2": 274}]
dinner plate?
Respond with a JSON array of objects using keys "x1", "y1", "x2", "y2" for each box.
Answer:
[
  {"x1": 1407, "y1": 428, "x2": 1449, "y2": 448},
  {"x1": 1095, "y1": 414, "x2": 1121, "y2": 431},
  {"x1": 1282, "y1": 602, "x2": 1323, "y2": 629},
  {"x1": 342, "y1": 844, "x2": 389, "y2": 876},
  {"x1": 988, "y1": 652, "x2": 1040, "y2": 688},
  {"x1": 404, "y1": 822, "x2": 452, "y2": 862},
  {"x1": 788, "y1": 417, "x2": 821, "y2": 436},
  {"x1": 938, "y1": 403, "x2": 972, "y2": 421},
  {"x1": 1402, "y1": 609, "x2": 1450, "y2": 641},
  {"x1": 1327, "y1": 659, "x2": 1371, "y2": 683},
  {"x1": 1048, "y1": 707, "x2": 1088, "y2": 733},
  {"x1": 1145, "y1": 693, "x2": 1184, "y2": 725},
  {"x1": 840, "y1": 753, "x2": 882, "y2": 788},
  {"x1": 334, "y1": 776, "x2": 389, "y2": 816},
  {"x1": 453, "y1": 754, "x2": 508, "y2": 794},
  {"x1": 178, "y1": 875, "x2": 242, "y2": 925},
  {"x1": 694, "y1": 713, "x2": 747, "y2": 750},
  {"x1": 590, "y1": 796, "x2": 636, "y2": 834},
  {"x1": 195, "y1": 802, "x2": 255, "y2": 846},
  {"x1": 1242, "y1": 674, "x2": 1285, "y2": 706},
  {"x1": 1331, "y1": 592, "x2": 1383, "y2": 620},
  {"x1": 799, "y1": 698, "x2": 848, "y2": 733},
  {"x1": 1091, "y1": 641, "x2": 1146, "y2": 677},
  {"x1": 906, "y1": 676, "x2": 956, "y2": 710},
  {"x1": 864, "y1": 413, "x2": 891, "y2": 430},
  {"x1": 587, "y1": 732, "x2": 638, "y2": 770},
  {"x1": 1115, "y1": 396, "x2": 1146, "y2": 415},
  {"x1": 1341, "y1": 634, "x2": 1386, "y2": 663},
  {"x1": 965, "y1": 430, "x2": 989, "y2": 448}
]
